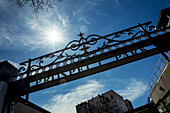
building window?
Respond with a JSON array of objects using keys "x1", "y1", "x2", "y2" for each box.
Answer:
[
  {"x1": 92, "y1": 103, "x2": 95, "y2": 107},
  {"x1": 96, "y1": 102, "x2": 100, "y2": 107},
  {"x1": 110, "y1": 95, "x2": 113, "y2": 99},
  {"x1": 108, "y1": 104, "x2": 112, "y2": 109},
  {"x1": 100, "y1": 100, "x2": 103, "y2": 103},
  {"x1": 78, "y1": 108, "x2": 82, "y2": 113},
  {"x1": 105, "y1": 105, "x2": 107, "y2": 110},
  {"x1": 84, "y1": 106, "x2": 87, "y2": 112},
  {"x1": 106, "y1": 97, "x2": 109, "y2": 101},
  {"x1": 102, "y1": 106, "x2": 104, "y2": 110},
  {"x1": 158, "y1": 102, "x2": 168, "y2": 113},
  {"x1": 113, "y1": 102, "x2": 116, "y2": 107},
  {"x1": 115, "y1": 109, "x2": 119, "y2": 113}
]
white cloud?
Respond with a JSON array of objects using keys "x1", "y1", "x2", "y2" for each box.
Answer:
[
  {"x1": 42, "y1": 80, "x2": 104, "y2": 113},
  {"x1": 0, "y1": 60, "x2": 20, "y2": 69},
  {"x1": 41, "y1": 89, "x2": 57, "y2": 94},
  {"x1": 58, "y1": 15, "x2": 71, "y2": 27},
  {"x1": 0, "y1": 22, "x2": 15, "y2": 49},
  {"x1": 112, "y1": 0, "x2": 120, "y2": 8},
  {"x1": 99, "y1": 74, "x2": 147, "y2": 102},
  {"x1": 0, "y1": 0, "x2": 10, "y2": 11},
  {"x1": 42, "y1": 78, "x2": 147, "y2": 113},
  {"x1": 22, "y1": 12, "x2": 70, "y2": 50},
  {"x1": 0, "y1": 0, "x2": 119, "y2": 51},
  {"x1": 80, "y1": 25, "x2": 88, "y2": 33},
  {"x1": 96, "y1": 11, "x2": 109, "y2": 18},
  {"x1": 116, "y1": 79, "x2": 147, "y2": 101},
  {"x1": 0, "y1": 1, "x2": 71, "y2": 51},
  {"x1": 8, "y1": 60, "x2": 20, "y2": 68},
  {"x1": 79, "y1": 17, "x2": 90, "y2": 25},
  {"x1": 71, "y1": 0, "x2": 102, "y2": 16}
]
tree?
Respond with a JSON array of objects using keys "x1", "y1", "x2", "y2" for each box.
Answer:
[{"x1": 9, "y1": 0, "x2": 62, "y2": 14}]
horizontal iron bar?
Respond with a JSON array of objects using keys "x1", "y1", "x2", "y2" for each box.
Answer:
[
  {"x1": 18, "y1": 48, "x2": 163, "y2": 94},
  {"x1": 8, "y1": 32, "x2": 170, "y2": 96},
  {"x1": 10, "y1": 35, "x2": 152, "y2": 87},
  {"x1": 20, "y1": 21, "x2": 151, "y2": 65},
  {"x1": 13, "y1": 32, "x2": 170, "y2": 84},
  {"x1": 17, "y1": 33, "x2": 149, "y2": 76}
]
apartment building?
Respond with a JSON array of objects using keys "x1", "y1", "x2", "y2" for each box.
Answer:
[{"x1": 76, "y1": 90, "x2": 133, "y2": 113}]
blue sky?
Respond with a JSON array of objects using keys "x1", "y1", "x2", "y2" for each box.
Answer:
[{"x1": 0, "y1": 0, "x2": 170, "y2": 112}]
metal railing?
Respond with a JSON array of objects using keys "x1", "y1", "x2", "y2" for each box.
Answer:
[{"x1": 148, "y1": 52, "x2": 170, "y2": 90}]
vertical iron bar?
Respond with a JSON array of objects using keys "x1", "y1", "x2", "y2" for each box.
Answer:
[{"x1": 25, "y1": 58, "x2": 31, "y2": 102}]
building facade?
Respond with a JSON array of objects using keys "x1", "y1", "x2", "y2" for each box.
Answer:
[
  {"x1": 149, "y1": 58, "x2": 170, "y2": 113},
  {"x1": 148, "y1": 7, "x2": 170, "y2": 113},
  {"x1": 76, "y1": 90, "x2": 133, "y2": 113},
  {"x1": 125, "y1": 103, "x2": 159, "y2": 113}
]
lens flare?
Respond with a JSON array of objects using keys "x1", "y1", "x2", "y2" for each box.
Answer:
[
  {"x1": 42, "y1": 23, "x2": 68, "y2": 50},
  {"x1": 48, "y1": 30, "x2": 60, "y2": 42}
]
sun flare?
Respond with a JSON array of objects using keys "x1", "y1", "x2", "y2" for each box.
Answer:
[
  {"x1": 45, "y1": 27, "x2": 65, "y2": 45},
  {"x1": 48, "y1": 30, "x2": 60, "y2": 42},
  {"x1": 40, "y1": 23, "x2": 68, "y2": 50}
]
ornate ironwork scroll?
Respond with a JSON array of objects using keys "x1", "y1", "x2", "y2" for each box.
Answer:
[{"x1": 8, "y1": 21, "x2": 170, "y2": 84}]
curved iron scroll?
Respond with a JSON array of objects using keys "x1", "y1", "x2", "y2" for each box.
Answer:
[{"x1": 9, "y1": 21, "x2": 170, "y2": 82}]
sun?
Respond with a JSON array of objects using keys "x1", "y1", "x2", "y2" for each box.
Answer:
[
  {"x1": 48, "y1": 30, "x2": 60, "y2": 42},
  {"x1": 45, "y1": 26, "x2": 65, "y2": 45},
  {"x1": 39, "y1": 23, "x2": 69, "y2": 50},
  {"x1": 45, "y1": 28, "x2": 66, "y2": 50}
]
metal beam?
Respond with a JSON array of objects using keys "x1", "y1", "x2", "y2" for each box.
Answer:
[
  {"x1": 8, "y1": 32, "x2": 170, "y2": 96},
  {"x1": 28, "y1": 48, "x2": 161, "y2": 93}
]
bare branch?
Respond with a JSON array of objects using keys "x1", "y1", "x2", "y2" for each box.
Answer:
[{"x1": 9, "y1": 0, "x2": 62, "y2": 15}]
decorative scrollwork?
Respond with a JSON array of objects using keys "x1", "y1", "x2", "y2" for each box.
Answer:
[
  {"x1": 11, "y1": 21, "x2": 164, "y2": 82},
  {"x1": 128, "y1": 31, "x2": 143, "y2": 38},
  {"x1": 144, "y1": 21, "x2": 152, "y2": 28},
  {"x1": 86, "y1": 34, "x2": 101, "y2": 45},
  {"x1": 69, "y1": 41, "x2": 81, "y2": 51},
  {"x1": 19, "y1": 66, "x2": 26, "y2": 73},
  {"x1": 148, "y1": 25, "x2": 157, "y2": 31}
]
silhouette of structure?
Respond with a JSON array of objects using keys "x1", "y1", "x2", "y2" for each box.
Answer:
[
  {"x1": 148, "y1": 7, "x2": 170, "y2": 113},
  {"x1": 0, "y1": 7, "x2": 170, "y2": 113},
  {"x1": 125, "y1": 103, "x2": 159, "y2": 113},
  {"x1": 76, "y1": 90, "x2": 133, "y2": 113}
]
